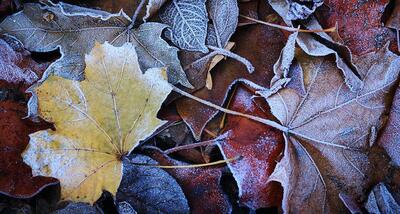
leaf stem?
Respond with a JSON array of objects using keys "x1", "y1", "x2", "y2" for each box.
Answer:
[
  {"x1": 172, "y1": 86, "x2": 289, "y2": 133},
  {"x1": 164, "y1": 138, "x2": 223, "y2": 154},
  {"x1": 207, "y1": 45, "x2": 255, "y2": 73},
  {"x1": 128, "y1": 156, "x2": 240, "y2": 169},
  {"x1": 129, "y1": 0, "x2": 147, "y2": 29},
  {"x1": 239, "y1": 15, "x2": 336, "y2": 33}
]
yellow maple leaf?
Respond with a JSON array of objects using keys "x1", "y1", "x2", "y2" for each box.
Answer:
[{"x1": 22, "y1": 42, "x2": 172, "y2": 203}]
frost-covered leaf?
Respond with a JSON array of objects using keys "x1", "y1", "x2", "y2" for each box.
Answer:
[
  {"x1": 0, "y1": 2, "x2": 192, "y2": 87},
  {"x1": 23, "y1": 42, "x2": 172, "y2": 203},
  {"x1": 268, "y1": 0, "x2": 323, "y2": 20},
  {"x1": 268, "y1": 1, "x2": 363, "y2": 92},
  {"x1": 216, "y1": 86, "x2": 284, "y2": 209},
  {"x1": 54, "y1": 203, "x2": 99, "y2": 214},
  {"x1": 0, "y1": 35, "x2": 46, "y2": 85},
  {"x1": 264, "y1": 46, "x2": 400, "y2": 213},
  {"x1": 148, "y1": 148, "x2": 232, "y2": 213},
  {"x1": 378, "y1": 84, "x2": 400, "y2": 167},
  {"x1": 160, "y1": 0, "x2": 208, "y2": 53},
  {"x1": 207, "y1": 0, "x2": 238, "y2": 48},
  {"x1": 117, "y1": 155, "x2": 189, "y2": 214},
  {"x1": 365, "y1": 183, "x2": 400, "y2": 214}
]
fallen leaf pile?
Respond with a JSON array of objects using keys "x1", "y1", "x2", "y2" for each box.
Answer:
[{"x1": 0, "y1": 0, "x2": 399, "y2": 213}]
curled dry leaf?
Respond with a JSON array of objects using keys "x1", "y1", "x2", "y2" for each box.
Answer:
[
  {"x1": 23, "y1": 42, "x2": 172, "y2": 203},
  {"x1": 177, "y1": 21, "x2": 286, "y2": 139},
  {"x1": 0, "y1": 1, "x2": 192, "y2": 87},
  {"x1": 159, "y1": 0, "x2": 208, "y2": 53},
  {"x1": 264, "y1": 46, "x2": 400, "y2": 213},
  {"x1": 144, "y1": 0, "x2": 168, "y2": 21},
  {"x1": 117, "y1": 155, "x2": 190, "y2": 214},
  {"x1": 148, "y1": 149, "x2": 232, "y2": 214},
  {"x1": 216, "y1": 85, "x2": 284, "y2": 209}
]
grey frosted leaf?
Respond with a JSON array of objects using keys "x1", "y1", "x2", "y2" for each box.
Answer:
[
  {"x1": 159, "y1": 0, "x2": 208, "y2": 53},
  {"x1": 365, "y1": 183, "x2": 400, "y2": 214},
  {"x1": 54, "y1": 203, "x2": 99, "y2": 214},
  {"x1": 117, "y1": 155, "x2": 190, "y2": 214},
  {"x1": 0, "y1": 2, "x2": 192, "y2": 87},
  {"x1": 287, "y1": 0, "x2": 323, "y2": 20},
  {"x1": 118, "y1": 201, "x2": 137, "y2": 214},
  {"x1": 131, "y1": 22, "x2": 192, "y2": 88},
  {"x1": 207, "y1": 0, "x2": 238, "y2": 47}
]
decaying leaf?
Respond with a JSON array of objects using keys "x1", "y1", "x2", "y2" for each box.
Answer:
[
  {"x1": 216, "y1": 86, "x2": 284, "y2": 209},
  {"x1": 23, "y1": 42, "x2": 172, "y2": 203},
  {"x1": 54, "y1": 202, "x2": 99, "y2": 214},
  {"x1": 159, "y1": 0, "x2": 208, "y2": 53},
  {"x1": 0, "y1": 1, "x2": 192, "y2": 87},
  {"x1": 386, "y1": 0, "x2": 400, "y2": 52},
  {"x1": 117, "y1": 155, "x2": 190, "y2": 214},
  {"x1": 264, "y1": 46, "x2": 400, "y2": 212}
]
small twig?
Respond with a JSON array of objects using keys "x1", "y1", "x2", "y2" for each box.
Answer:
[
  {"x1": 240, "y1": 15, "x2": 336, "y2": 33},
  {"x1": 126, "y1": 156, "x2": 240, "y2": 169},
  {"x1": 207, "y1": 45, "x2": 255, "y2": 73},
  {"x1": 172, "y1": 86, "x2": 289, "y2": 133},
  {"x1": 128, "y1": 0, "x2": 147, "y2": 29},
  {"x1": 397, "y1": 30, "x2": 400, "y2": 53},
  {"x1": 204, "y1": 128, "x2": 218, "y2": 138},
  {"x1": 164, "y1": 139, "x2": 223, "y2": 154}
]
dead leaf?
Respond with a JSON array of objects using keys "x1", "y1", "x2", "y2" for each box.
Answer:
[
  {"x1": 117, "y1": 155, "x2": 190, "y2": 214},
  {"x1": 216, "y1": 85, "x2": 284, "y2": 209},
  {"x1": 176, "y1": 16, "x2": 286, "y2": 139},
  {"x1": 0, "y1": 1, "x2": 192, "y2": 87},
  {"x1": 264, "y1": 46, "x2": 400, "y2": 212},
  {"x1": 147, "y1": 148, "x2": 232, "y2": 214},
  {"x1": 23, "y1": 42, "x2": 172, "y2": 203},
  {"x1": 144, "y1": 0, "x2": 168, "y2": 21},
  {"x1": 54, "y1": 202, "x2": 99, "y2": 214}
]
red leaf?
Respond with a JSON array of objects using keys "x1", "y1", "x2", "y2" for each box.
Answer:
[
  {"x1": 0, "y1": 100, "x2": 58, "y2": 198},
  {"x1": 148, "y1": 149, "x2": 232, "y2": 214},
  {"x1": 216, "y1": 85, "x2": 284, "y2": 209},
  {"x1": 176, "y1": 2, "x2": 286, "y2": 139},
  {"x1": 315, "y1": 0, "x2": 398, "y2": 56}
]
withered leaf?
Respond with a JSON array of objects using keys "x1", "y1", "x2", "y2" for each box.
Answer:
[
  {"x1": 54, "y1": 203, "x2": 99, "y2": 214},
  {"x1": 216, "y1": 85, "x2": 284, "y2": 209},
  {"x1": 365, "y1": 183, "x2": 400, "y2": 214},
  {"x1": 117, "y1": 155, "x2": 190, "y2": 214},
  {"x1": 0, "y1": 1, "x2": 192, "y2": 87},
  {"x1": 159, "y1": 0, "x2": 208, "y2": 53},
  {"x1": 144, "y1": 0, "x2": 168, "y2": 21},
  {"x1": 265, "y1": 46, "x2": 400, "y2": 213},
  {"x1": 23, "y1": 42, "x2": 172, "y2": 203}
]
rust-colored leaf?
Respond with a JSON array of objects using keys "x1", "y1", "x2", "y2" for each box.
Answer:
[
  {"x1": 216, "y1": 85, "x2": 284, "y2": 209},
  {"x1": 315, "y1": 0, "x2": 398, "y2": 55},
  {"x1": 0, "y1": 100, "x2": 58, "y2": 198}
]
